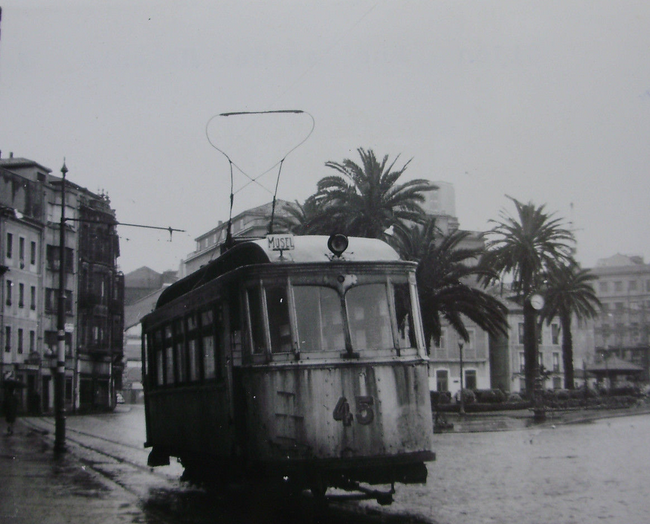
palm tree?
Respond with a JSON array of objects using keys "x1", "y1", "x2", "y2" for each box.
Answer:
[
  {"x1": 390, "y1": 216, "x2": 441, "y2": 262},
  {"x1": 540, "y1": 261, "x2": 601, "y2": 389},
  {"x1": 482, "y1": 197, "x2": 575, "y2": 399},
  {"x1": 395, "y1": 225, "x2": 508, "y2": 349},
  {"x1": 314, "y1": 148, "x2": 436, "y2": 239},
  {"x1": 275, "y1": 196, "x2": 328, "y2": 235}
]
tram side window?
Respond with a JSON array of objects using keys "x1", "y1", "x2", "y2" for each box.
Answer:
[
  {"x1": 174, "y1": 319, "x2": 187, "y2": 383},
  {"x1": 346, "y1": 284, "x2": 392, "y2": 351},
  {"x1": 154, "y1": 330, "x2": 164, "y2": 386},
  {"x1": 247, "y1": 287, "x2": 266, "y2": 354},
  {"x1": 186, "y1": 314, "x2": 200, "y2": 382},
  {"x1": 294, "y1": 286, "x2": 344, "y2": 351},
  {"x1": 266, "y1": 285, "x2": 291, "y2": 353},
  {"x1": 164, "y1": 325, "x2": 174, "y2": 385},
  {"x1": 201, "y1": 309, "x2": 216, "y2": 379},
  {"x1": 394, "y1": 283, "x2": 416, "y2": 348}
]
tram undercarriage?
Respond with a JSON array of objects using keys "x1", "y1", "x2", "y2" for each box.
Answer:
[{"x1": 151, "y1": 447, "x2": 434, "y2": 506}]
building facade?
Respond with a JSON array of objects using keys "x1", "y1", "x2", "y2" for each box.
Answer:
[
  {"x1": 0, "y1": 154, "x2": 124, "y2": 413},
  {"x1": 590, "y1": 254, "x2": 650, "y2": 382},
  {"x1": 488, "y1": 293, "x2": 595, "y2": 394},
  {"x1": 182, "y1": 200, "x2": 293, "y2": 276},
  {"x1": 427, "y1": 319, "x2": 492, "y2": 397}
]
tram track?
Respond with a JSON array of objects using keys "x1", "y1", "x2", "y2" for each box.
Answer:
[
  {"x1": 19, "y1": 417, "x2": 430, "y2": 523},
  {"x1": 20, "y1": 417, "x2": 187, "y2": 524},
  {"x1": 22, "y1": 416, "x2": 157, "y2": 472}
]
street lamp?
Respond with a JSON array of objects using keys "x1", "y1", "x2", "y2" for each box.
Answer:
[
  {"x1": 54, "y1": 160, "x2": 67, "y2": 453},
  {"x1": 458, "y1": 340, "x2": 465, "y2": 416}
]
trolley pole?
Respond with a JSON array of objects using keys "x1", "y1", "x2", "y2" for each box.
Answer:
[{"x1": 54, "y1": 160, "x2": 67, "y2": 454}]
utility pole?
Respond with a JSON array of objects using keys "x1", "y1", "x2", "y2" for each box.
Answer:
[
  {"x1": 458, "y1": 340, "x2": 465, "y2": 415},
  {"x1": 51, "y1": 160, "x2": 184, "y2": 454},
  {"x1": 54, "y1": 161, "x2": 67, "y2": 453}
]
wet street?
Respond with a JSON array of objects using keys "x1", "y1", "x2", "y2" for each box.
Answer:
[{"x1": 22, "y1": 407, "x2": 650, "y2": 523}]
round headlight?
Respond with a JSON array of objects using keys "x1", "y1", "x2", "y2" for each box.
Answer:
[{"x1": 327, "y1": 234, "x2": 349, "y2": 257}]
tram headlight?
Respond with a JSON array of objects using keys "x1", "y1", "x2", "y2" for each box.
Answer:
[{"x1": 327, "y1": 234, "x2": 349, "y2": 258}]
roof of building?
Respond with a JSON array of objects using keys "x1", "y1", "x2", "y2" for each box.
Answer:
[
  {"x1": 0, "y1": 156, "x2": 52, "y2": 174},
  {"x1": 124, "y1": 288, "x2": 166, "y2": 329},
  {"x1": 194, "y1": 199, "x2": 293, "y2": 242}
]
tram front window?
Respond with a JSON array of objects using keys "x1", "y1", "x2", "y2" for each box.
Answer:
[
  {"x1": 346, "y1": 284, "x2": 392, "y2": 351},
  {"x1": 394, "y1": 283, "x2": 417, "y2": 349},
  {"x1": 266, "y1": 285, "x2": 291, "y2": 353},
  {"x1": 294, "y1": 286, "x2": 344, "y2": 351}
]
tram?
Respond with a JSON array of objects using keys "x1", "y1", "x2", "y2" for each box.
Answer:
[{"x1": 141, "y1": 233, "x2": 435, "y2": 504}]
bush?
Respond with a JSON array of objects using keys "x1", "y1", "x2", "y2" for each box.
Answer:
[
  {"x1": 430, "y1": 391, "x2": 452, "y2": 406},
  {"x1": 507, "y1": 393, "x2": 524, "y2": 403},
  {"x1": 474, "y1": 389, "x2": 508, "y2": 404},
  {"x1": 459, "y1": 389, "x2": 476, "y2": 404},
  {"x1": 611, "y1": 386, "x2": 641, "y2": 397}
]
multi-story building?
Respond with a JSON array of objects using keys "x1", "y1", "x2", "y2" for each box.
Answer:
[
  {"x1": 428, "y1": 316, "x2": 492, "y2": 397},
  {"x1": 590, "y1": 254, "x2": 650, "y2": 382},
  {"x1": 75, "y1": 189, "x2": 124, "y2": 411},
  {"x1": 0, "y1": 153, "x2": 124, "y2": 413},
  {"x1": 420, "y1": 180, "x2": 460, "y2": 235},
  {"x1": 488, "y1": 293, "x2": 595, "y2": 394},
  {"x1": 182, "y1": 200, "x2": 293, "y2": 276},
  {"x1": 121, "y1": 267, "x2": 178, "y2": 404}
]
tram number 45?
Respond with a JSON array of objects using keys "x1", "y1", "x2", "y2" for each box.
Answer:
[{"x1": 333, "y1": 396, "x2": 374, "y2": 426}]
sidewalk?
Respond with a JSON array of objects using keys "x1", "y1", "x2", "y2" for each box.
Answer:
[{"x1": 0, "y1": 419, "x2": 153, "y2": 524}]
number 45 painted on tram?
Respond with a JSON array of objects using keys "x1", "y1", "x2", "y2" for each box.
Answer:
[{"x1": 333, "y1": 396, "x2": 374, "y2": 426}]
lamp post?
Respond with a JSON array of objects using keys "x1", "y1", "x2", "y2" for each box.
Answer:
[
  {"x1": 458, "y1": 340, "x2": 465, "y2": 415},
  {"x1": 54, "y1": 160, "x2": 67, "y2": 453}
]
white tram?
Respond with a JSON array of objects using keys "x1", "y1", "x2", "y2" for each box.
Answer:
[{"x1": 141, "y1": 234, "x2": 435, "y2": 504}]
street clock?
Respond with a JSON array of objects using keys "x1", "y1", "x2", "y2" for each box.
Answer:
[{"x1": 529, "y1": 294, "x2": 545, "y2": 311}]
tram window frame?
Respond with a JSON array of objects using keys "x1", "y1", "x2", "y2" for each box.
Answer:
[
  {"x1": 154, "y1": 329, "x2": 164, "y2": 387},
  {"x1": 392, "y1": 280, "x2": 418, "y2": 353},
  {"x1": 142, "y1": 332, "x2": 149, "y2": 386},
  {"x1": 200, "y1": 308, "x2": 218, "y2": 380},
  {"x1": 164, "y1": 324, "x2": 174, "y2": 385},
  {"x1": 173, "y1": 318, "x2": 187, "y2": 384},
  {"x1": 246, "y1": 284, "x2": 269, "y2": 357},
  {"x1": 186, "y1": 312, "x2": 201, "y2": 383},
  {"x1": 293, "y1": 284, "x2": 345, "y2": 353},
  {"x1": 265, "y1": 283, "x2": 292, "y2": 354},
  {"x1": 345, "y1": 282, "x2": 393, "y2": 352}
]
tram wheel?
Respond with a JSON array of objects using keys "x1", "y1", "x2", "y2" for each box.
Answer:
[{"x1": 309, "y1": 475, "x2": 329, "y2": 508}]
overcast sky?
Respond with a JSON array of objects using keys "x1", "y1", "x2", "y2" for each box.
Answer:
[{"x1": 1, "y1": 0, "x2": 649, "y2": 274}]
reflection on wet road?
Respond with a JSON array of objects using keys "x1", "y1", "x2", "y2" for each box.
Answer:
[{"x1": 24, "y1": 407, "x2": 650, "y2": 523}]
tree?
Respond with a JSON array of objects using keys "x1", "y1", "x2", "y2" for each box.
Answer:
[
  {"x1": 540, "y1": 261, "x2": 601, "y2": 389},
  {"x1": 276, "y1": 196, "x2": 327, "y2": 235},
  {"x1": 390, "y1": 216, "x2": 441, "y2": 263},
  {"x1": 482, "y1": 197, "x2": 575, "y2": 399},
  {"x1": 314, "y1": 148, "x2": 435, "y2": 239},
  {"x1": 394, "y1": 224, "x2": 508, "y2": 350}
]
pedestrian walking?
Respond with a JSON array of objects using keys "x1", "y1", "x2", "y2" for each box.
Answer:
[{"x1": 4, "y1": 385, "x2": 19, "y2": 435}]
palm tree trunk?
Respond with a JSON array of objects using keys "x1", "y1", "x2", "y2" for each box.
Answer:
[
  {"x1": 523, "y1": 300, "x2": 539, "y2": 400},
  {"x1": 561, "y1": 312, "x2": 574, "y2": 389}
]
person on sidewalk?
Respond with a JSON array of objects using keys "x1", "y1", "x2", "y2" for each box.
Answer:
[{"x1": 3, "y1": 385, "x2": 18, "y2": 435}]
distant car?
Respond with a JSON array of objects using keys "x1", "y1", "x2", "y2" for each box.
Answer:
[{"x1": 116, "y1": 393, "x2": 125, "y2": 404}]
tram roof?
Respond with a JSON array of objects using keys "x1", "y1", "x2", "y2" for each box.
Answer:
[
  {"x1": 155, "y1": 235, "x2": 401, "y2": 309},
  {"x1": 251, "y1": 235, "x2": 400, "y2": 263}
]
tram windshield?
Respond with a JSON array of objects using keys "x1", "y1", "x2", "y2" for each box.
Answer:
[
  {"x1": 293, "y1": 286, "x2": 345, "y2": 352},
  {"x1": 284, "y1": 278, "x2": 420, "y2": 357}
]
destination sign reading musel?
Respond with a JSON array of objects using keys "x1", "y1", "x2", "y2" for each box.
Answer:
[{"x1": 267, "y1": 234, "x2": 295, "y2": 251}]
